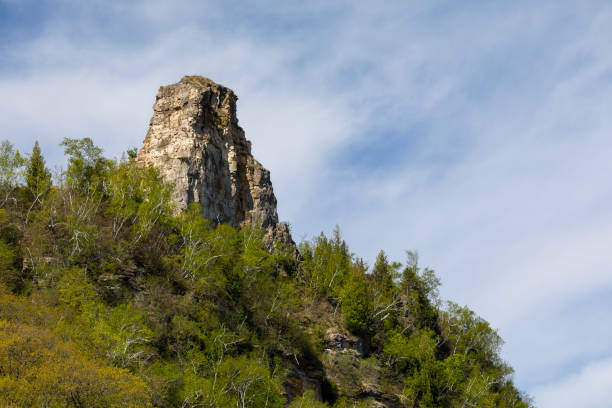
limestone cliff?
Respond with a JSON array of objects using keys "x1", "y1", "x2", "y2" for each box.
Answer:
[{"x1": 137, "y1": 76, "x2": 293, "y2": 244}]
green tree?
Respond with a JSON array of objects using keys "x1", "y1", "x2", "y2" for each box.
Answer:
[
  {"x1": 399, "y1": 251, "x2": 440, "y2": 330},
  {"x1": 0, "y1": 209, "x2": 23, "y2": 292},
  {"x1": 60, "y1": 137, "x2": 108, "y2": 189},
  {"x1": 178, "y1": 355, "x2": 285, "y2": 408},
  {"x1": 439, "y1": 302, "x2": 504, "y2": 364},
  {"x1": 105, "y1": 161, "x2": 173, "y2": 244},
  {"x1": 0, "y1": 135, "x2": 534, "y2": 408},
  {"x1": 288, "y1": 390, "x2": 328, "y2": 407},
  {"x1": 372, "y1": 250, "x2": 392, "y2": 291},
  {"x1": 25, "y1": 141, "x2": 52, "y2": 202},
  {"x1": 0, "y1": 240, "x2": 18, "y2": 291},
  {"x1": 0, "y1": 319, "x2": 152, "y2": 408},
  {"x1": 127, "y1": 148, "x2": 139, "y2": 161},
  {"x1": 341, "y1": 273, "x2": 374, "y2": 336},
  {"x1": 371, "y1": 250, "x2": 401, "y2": 298},
  {"x1": 298, "y1": 227, "x2": 352, "y2": 298},
  {"x1": 0, "y1": 140, "x2": 25, "y2": 207}
]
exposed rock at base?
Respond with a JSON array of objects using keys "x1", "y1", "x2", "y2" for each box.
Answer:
[
  {"x1": 324, "y1": 328, "x2": 366, "y2": 357},
  {"x1": 322, "y1": 328, "x2": 400, "y2": 407},
  {"x1": 137, "y1": 75, "x2": 293, "y2": 245},
  {"x1": 282, "y1": 352, "x2": 326, "y2": 403}
]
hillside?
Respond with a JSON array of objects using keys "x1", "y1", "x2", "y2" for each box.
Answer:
[{"x1": 0, "y1": 77, "x2": 532, "y2": 407}]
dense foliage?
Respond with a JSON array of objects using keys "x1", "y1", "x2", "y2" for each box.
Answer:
[{"x1": 0, "y1": 139, "x2": 532, "y2": 407}]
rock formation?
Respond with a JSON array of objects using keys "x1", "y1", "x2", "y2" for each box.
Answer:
[{"x1": 137, "y1": 75, "x2": 293, "y2": 245}]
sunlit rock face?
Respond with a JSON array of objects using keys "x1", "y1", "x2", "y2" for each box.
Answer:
[{"x1": 137, "y1": 75, "x2": 293, "y2": 244}]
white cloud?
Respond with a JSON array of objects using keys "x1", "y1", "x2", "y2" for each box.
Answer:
[
  {"x1": 3, "y1": 0, "x2": 612, "y2": 398},
  {"x1": 0, "y1": 20, "x2": 356, "y2": 222},
  {"x1": 533, "y1": 356, "x2": 612, "y2": 408},
  {"x1": 282, "y1": 3, "x2": 612, "y2": 392}
]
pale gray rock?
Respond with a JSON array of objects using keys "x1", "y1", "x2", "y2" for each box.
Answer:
[{"x1": 137, "y1": 76, "x2": 293, "y2": 245}]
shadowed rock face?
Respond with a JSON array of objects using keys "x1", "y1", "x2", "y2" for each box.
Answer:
[{"x1": 137, "y1": 75, "x2": 293, "y2": 244}]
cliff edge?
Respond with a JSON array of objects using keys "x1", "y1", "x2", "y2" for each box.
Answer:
[{"x1": 137, "y1": 75, "x2": 293, "y2": 245}]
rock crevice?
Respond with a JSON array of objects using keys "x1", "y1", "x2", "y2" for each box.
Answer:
[{"x1": 137, "y1": 75, "x2": 292, "y2": 244}]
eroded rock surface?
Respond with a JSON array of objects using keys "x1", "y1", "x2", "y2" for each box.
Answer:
[
  {"x1": 324, "y1": 328, "x2": 366, "y2": 357},
  {"x1": 137, "y1": 76, "x2": 293, "y2": 244}
]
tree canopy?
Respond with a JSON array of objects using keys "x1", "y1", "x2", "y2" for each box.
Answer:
[{"x1": 0, "y1": 138, "x2": 533, "y2": 408}]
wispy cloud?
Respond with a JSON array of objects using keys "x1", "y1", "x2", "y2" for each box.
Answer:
[
  {"x1": 2, "y1": 1, "x2": 612, "y2": 403},
  {"x1": 533, "y1": 356, "x2": 612, "y2": 408}
]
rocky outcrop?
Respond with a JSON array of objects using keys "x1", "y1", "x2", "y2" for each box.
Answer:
[
  {"x1": 322, "y1": 328, "x2": 398, "y2": 407},
  {"x1": 324, "y1": 328, "x2": 366, "y2": 357},
  {"x1": 283, "y1": 353, "x2": 326, "y2": 402},
  {"x1": 137, "y1": 76, "x2": 293, "y2": 245}
]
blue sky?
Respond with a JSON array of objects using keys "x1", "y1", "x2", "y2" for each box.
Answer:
[{"x1": 2, "y1": 1, "x2": 612, "y2": 406}]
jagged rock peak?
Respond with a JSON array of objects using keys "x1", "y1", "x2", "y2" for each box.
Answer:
[{"x1": 137, "y1": 75, "x2": 293, "y2": 245}]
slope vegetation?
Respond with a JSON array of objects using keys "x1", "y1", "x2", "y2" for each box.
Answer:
[{"x1": 0, "y1": 139, "x2": 532, "y2": 407}]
